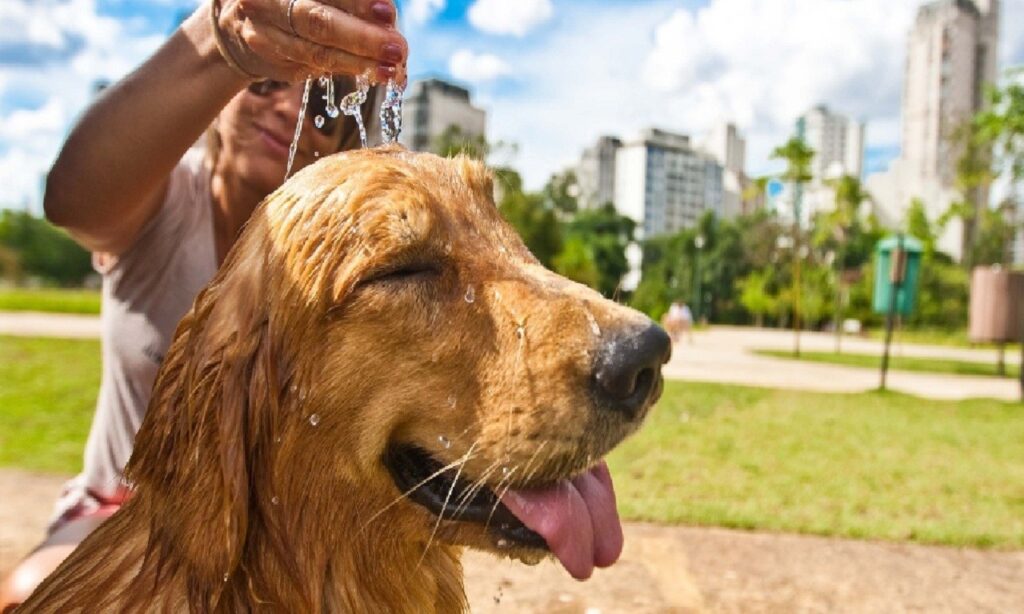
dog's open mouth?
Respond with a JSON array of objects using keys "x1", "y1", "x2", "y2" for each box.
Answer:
[{"x1": 385, "y1": 445, "x2": 624, "y2": 579}]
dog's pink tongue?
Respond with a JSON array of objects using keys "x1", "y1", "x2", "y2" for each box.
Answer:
[{"x1": 501, "y1": 461, "x2": 624, "y2": 580}]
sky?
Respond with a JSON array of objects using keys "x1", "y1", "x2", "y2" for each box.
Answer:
[{"x1": 2, "y1": 0, "x2": 1024, "y2": 211}]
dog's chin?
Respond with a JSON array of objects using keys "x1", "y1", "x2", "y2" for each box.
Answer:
[{"x1": 383, "y1": 445, "x2": 550, "y2": 554}]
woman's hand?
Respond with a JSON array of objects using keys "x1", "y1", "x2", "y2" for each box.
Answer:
[{"x1": 216, "y1": 0, "x2": 407, "y2": 83}]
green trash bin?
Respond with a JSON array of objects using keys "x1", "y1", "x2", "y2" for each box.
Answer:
[{"x1": 872, "y1": 235, "x2": 923, "y2": 316}]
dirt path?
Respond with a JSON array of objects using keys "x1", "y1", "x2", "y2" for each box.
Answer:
[{"x1": 2, "y1": 469, "x2": 1021, "y2": 613}]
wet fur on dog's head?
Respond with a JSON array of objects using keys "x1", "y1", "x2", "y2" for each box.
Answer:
[{"x1": 22, "y1": 147, "x2": 665, "y2": 613}]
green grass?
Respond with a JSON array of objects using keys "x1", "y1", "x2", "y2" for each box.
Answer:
[
  {"x1": 754, "y1": 349, "x2": 1019, "y2": 379},
  {"x1": 865, "y1": 327, "x2": 1021, "y2": 352},
  {"x1": 0, "y1": 336, "x2": 100, "y2": 473},
  {"x1": 608, "y1": 381, "x2": 1024, "y2": 549},
  {"x1": 0, "y1": 288, "x2": 101, "y2": 315},
  {"x1": 3, "y1": 336, "x2": 1024, "y2": 549}
]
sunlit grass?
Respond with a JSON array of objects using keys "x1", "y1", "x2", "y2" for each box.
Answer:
[
  {"x1": 0, "y1": 288, "x2": 101, "y2": 315},
  {"x1": 755, "y1": 349, "x2": 1019, "y2": 379}
]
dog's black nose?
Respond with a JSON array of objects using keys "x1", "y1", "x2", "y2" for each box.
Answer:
[{"x1": 592, "y1": 324, "x2": 671, "y2": 420}]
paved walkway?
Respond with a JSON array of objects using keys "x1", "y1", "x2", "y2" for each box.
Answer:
[
  {"x1": 1, "y1": 312, "x2": 1018, "y2": 401},
  {"x1": 665, "y1": 327, "x2": 1019, "y2": 401},
  {"x1": 0, "y1": 311, "x2": 100, "y2": 338}
]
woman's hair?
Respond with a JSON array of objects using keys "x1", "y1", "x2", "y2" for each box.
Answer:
[{"x1": 204, "y1": 78, "x2": 385, "y2": 169}]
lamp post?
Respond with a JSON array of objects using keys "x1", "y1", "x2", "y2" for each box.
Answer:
[{"x1": 693, "y1": 234, "x2": 706, "y2": 323}]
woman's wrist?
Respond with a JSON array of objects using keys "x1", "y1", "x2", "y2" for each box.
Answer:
[
  {"x1": 209, "y1": 0, "x2": 262, "y2": 81},
  {"x1": 182, "y1": 2, "x2": 253, "y2": 96}
]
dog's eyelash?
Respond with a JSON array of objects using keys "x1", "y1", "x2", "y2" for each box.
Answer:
[{"x1": 363, "y1": 264, "x2": 439, "y2": 285}]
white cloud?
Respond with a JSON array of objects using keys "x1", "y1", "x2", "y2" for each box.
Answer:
[
  {"x1": 448, "y1": 49, "x2": 511, "y2": 83},
  {"x1": 406, "y1": 0, "x2": 446, "y2": 25},
  {"x1": 0, "y1": 0, "x2": 165, "y2": 208},
  {"x1": 467, "y1": 0, "x2": 553, "y2": 37},
  {"x1": 642, "y1": 0, "x2": 925, "y2": 164}
]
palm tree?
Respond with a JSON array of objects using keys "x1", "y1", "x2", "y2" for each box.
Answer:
[
  {"x1": 771, "y1": 137, "x2": 815, "y2": 356},
  {"x1": 827, "y1": 175, "x2": 870, "y2": 353}
]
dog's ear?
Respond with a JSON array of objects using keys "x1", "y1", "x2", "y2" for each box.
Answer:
[{"x1": 126, "y1": 220, "x2": 287, "y2": 596}]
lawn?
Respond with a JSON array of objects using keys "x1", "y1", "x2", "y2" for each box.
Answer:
[
  {"x1": 0, "y1": 336, "x2": 100, "y2": 473},
  {"x1": 0, "y1": 288, "x2": 101, "y2": 315},
  {"x1": 754, "y1": 349, "x2": 1019, "y2": 379},
  {"x1": 3, "y1": 335, "x2": 1023, "y2": 549},
  {"x1": 865, "y1": 327, "x2": 1021, "y2": 352}
]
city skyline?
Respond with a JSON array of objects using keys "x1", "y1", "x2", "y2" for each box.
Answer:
[{"x1": 1, "y1": 0, "x2": 1024, "y2": 211}]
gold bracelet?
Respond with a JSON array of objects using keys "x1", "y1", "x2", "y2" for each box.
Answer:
[{"x1": 210, "y1": 0, "x2": 261, "y2": 81}]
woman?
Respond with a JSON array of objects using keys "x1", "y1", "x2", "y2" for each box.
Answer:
[{"x1": 0, "y1": 0, "x2": 407, "y2": 607}]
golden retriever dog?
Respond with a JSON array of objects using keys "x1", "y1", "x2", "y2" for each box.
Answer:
[{"x1": 19, "y1": 146, "x2": 669, "y2": 613}]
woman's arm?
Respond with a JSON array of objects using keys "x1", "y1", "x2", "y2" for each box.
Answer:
[{"x1": 44, "y1": 0, "x2": 405, "y2": 255}]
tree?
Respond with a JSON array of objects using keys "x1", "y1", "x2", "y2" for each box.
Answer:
[
  {"x1": 0, "y1": 210, "x2": 92, "y2": 286},
  {"x1": 552, "y1": 236, "x2": 599, "y2": 289},
  {"x1": 976, "y1": 70, "x2": 1024, "y2": 203},
  {"x1": 737, "y1": 269, "x2": 779, "y2": 327},
  {"x1": 562, "y1": 203, "x2": 635, "y2": 297},
  {"x1": 434, "y1": 125, "x2": 490, "y2": 160},
  {"x1": 771, "y1": 136, "x2": 816, "y2": 353},
  {"x1": 542, "y1": 170, "x2": 580, "y2": 217},
  {"x1": 496, "y1": 168, "x2": 563, "y2": 268}
]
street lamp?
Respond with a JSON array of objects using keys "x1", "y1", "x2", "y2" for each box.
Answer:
[{"x1": 693, "y1": 234, "x2": 706, "y2": 323}]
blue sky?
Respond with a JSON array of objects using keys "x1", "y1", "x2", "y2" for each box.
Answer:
[{"x1": 2, "y1": 0, "x2": 1023, "y2": 211}]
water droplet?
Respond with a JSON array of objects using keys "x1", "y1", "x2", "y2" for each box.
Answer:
[
  {"x1": 314, "y1": 151, "x2": 320, "y2": 158},
  {"x1": 493, "y1": 289, "x2": 502, "y2": 301},
  {"x1": 496, "y1": 538, "x2": 509, "y2": 548},
  {"x1": 438, "y1": 435, "x2": 451, "y2": 449},
  {"x1": 443, "y1": 243, "x2": 452, "y2": 255},
  {"x1": 223, "y1": 573, "x2": 229, "y2": 582},
  {"x1": 309, "y1": 414, "x2": 321, "y2": 426},
  {"x1": 290, "y1": 383, "x2": 298, "y2": 394},
  {"x1": 464, "y1": 286, "x2": 475, "y2": 303},
  {"x1": 299, "y1": 388, "x2": 308, "y2": 401},
  {"x1": 515, "y1": 326, "x2": 525, "y2": 340},
  {"x1": 274, "y1": 435, "x2": 282, "y2": 444},
  {"x1": 314, "y1": 115, "x2": 325, "y2": 129},
  {"x1": 271, "y1": 496, "x2": 280, "y2": 506},
  {"x1": 501, "y1": 466, "x2": 511, "y2": 477}
]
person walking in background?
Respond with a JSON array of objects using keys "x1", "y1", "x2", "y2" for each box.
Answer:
[{"x1": 0, "y1": 0, "x2": 407, "y2": 608}]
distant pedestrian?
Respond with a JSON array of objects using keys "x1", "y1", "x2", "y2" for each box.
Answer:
[{"x1": 663, "y1": 301, "x2": 694, "y2": 344}]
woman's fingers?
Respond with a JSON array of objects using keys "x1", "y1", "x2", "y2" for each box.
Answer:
[
  {"x1": 243, "y1": 20, "x2": 395, "y2": 82},
  {"x1": 236, "y1": 0, "x2": 406, "y2": 68}
]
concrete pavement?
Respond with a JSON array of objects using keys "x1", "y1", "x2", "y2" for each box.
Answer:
[{"x1": 665, "y1": 327, "x2": 1019, "y2": 401}]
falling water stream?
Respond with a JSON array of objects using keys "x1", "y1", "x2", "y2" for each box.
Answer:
[{"x1": 284, "y1": 73, "x2": 406, "y2": 180}]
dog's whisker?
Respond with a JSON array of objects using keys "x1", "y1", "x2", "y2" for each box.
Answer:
[
  {"x1": 418, "y1": 442, "x2": 477, "y2": 569},
  {"x1": 451, "y1": 459, "x2": 502, "y2": 518},
  {"x1": 484, "y1": 465, "x2": 520, "y2": 529},
  {"x1": 360, "y1": 450, "x2": 479, "y2": 531}
]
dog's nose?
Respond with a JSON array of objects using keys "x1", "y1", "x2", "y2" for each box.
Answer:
[{"x1": 592, "y1": 324, "x2": 671, "y2": 420}]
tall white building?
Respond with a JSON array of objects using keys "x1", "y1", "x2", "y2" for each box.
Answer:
[
  {"x1": 615, "y1": 128, "x2": 724, "y2": 239},
  {"x1": 577, "y1": 136, "x2": 622, "y2": 210},
  {"x1": 867, "y1": 0, "x2": 999, "y2": 259},
  {"x1": 700, "y1": 122, "x2": 748, "y2": 218},
  {"x1": 797, "y1": 105, "x2": 865, "y2": 182},
  {"x1": 399, "y1": 78, "x2": 487, "y2": 154}
]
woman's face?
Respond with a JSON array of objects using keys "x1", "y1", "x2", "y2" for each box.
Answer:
[{"x1": 216, "y1": 81, "x2": 348, "y2": 196}]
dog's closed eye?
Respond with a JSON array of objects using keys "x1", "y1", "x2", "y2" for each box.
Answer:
[{"x1": 361, "y1": 262, "x2": 440, "y2": 286}]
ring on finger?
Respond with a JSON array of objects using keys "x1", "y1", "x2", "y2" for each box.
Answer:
[{"x1": 286, "y1": 0, "x2": 300, "y2": 36}]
